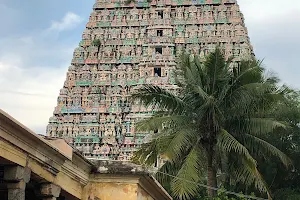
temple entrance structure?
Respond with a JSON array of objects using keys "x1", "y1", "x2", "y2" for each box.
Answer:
[{"x1": 46, "y1": 0, "x2": 253, "y2": 161}]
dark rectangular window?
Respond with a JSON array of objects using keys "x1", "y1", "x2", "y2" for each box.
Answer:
[
  {"x1": 158, "y1": 10, "x2": 164, "y2": 19},
  {"x1": 154, "y1": 67, "x2": 161, "y2": 77},
  {"x1": 157, "y1": 30, "x2": 163, "y2": 36},
  {"x1": 155, "y1": 47, "x2": 162, "y2": 54}
]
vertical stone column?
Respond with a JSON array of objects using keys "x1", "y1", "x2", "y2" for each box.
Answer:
[
  {"x1": 40, "y1": 183, "x2": 61, "y2": 200},
  {"x1": 4, "y1": 166, "x2": 31, "y2": 200}
]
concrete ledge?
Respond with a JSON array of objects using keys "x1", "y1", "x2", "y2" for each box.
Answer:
[{"x1": 0, "y1": 109, "x2": 172, "y2": 200}]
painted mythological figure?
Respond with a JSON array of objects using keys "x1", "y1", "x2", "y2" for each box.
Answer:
[{"x1": 47, "y1": 0, "x2": 253, "y2": 161}]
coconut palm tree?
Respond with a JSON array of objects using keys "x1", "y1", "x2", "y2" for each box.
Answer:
[{"x1": 131, "y1": 48, "x2": 291, "y2": 199}]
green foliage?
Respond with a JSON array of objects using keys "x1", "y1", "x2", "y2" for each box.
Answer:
[
  {"x1": 188, "y1": 187, "x2": 258, "y2": 200},
  {"x1": 131, "y1": 48, "x2": 293, "y2": 200},
  {"x1": 92, "y1": 39, "x2": 101, "y2": 47},
  {"x1": 254, "y1": 90, "x2": 300, "y2": 199},
  {"x1": 204, "y1": 190, "x2": 257, "y2": 200},
  {"x1": 224, "y1": 88, "x2": 300, "y2": 199},
  {"x1": 273, "y1": 189, "x2": 300, "y2": 200}
]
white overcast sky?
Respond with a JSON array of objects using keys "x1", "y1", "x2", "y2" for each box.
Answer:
[{"x1": 0, "y1": 0, "x2": 299, "y2": 134}]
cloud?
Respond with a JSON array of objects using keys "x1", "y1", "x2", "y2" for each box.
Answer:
[
  {"x1": 0, "y1": 46, "x2": 68, "y2": 134},
  {"x1": 48, "y1": 12, "x2": 83, "y2": 32},
  {"x1": 238, "y1": 0, "x2": 300, "y2": 89},
  {"x1": 0, "y1": 11, "x2": 83, "y2": 134},
  {"x1": 0, "y1": 60, "x2": 66, "y2": 134},
  {"x1": 238, "y1": 0, "x2": 300, "y2": 21}
]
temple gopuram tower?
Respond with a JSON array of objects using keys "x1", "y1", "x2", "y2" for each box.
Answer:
[{"x1": 47, "y1": 0, "x2": 253, "y2": 161}]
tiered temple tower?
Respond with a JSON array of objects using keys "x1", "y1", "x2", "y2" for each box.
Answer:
[{"x1": 47, "y1": 0, "x2": 253, "y2": 161}]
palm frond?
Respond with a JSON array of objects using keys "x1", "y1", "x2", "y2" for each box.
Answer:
[
  {"x1": 203, "y1": 47, "x2": 229, "y2": 95},
  {"x1": 194, "y1": 55, "x2": 205, "y2": 86},
  {"x1": 231, "y1": 59, "x2": 264, "y2": 87},
  {"x1": 171, "y1": 146, "x2": 204, "y2": 200},
  {"x1": 224, "y1": 86, "x2": 257, "y2": 117},
  {"x1": 156, "y1": 161, "x2": 182, "y2": 186},
  {"x1": 174, "y1": 53, "x2": 191, "y2": 87},
  {"x1": 135, "y1": 114, "x2": 189, "y2": 132},
  {"x1": 131, "y1": 85, "x2": 186, "y2": 114},
  {"x1": 163, "y1": 126, "x2": 199, "y2": 163},
  {"x1": 217, "y1": 129, "x2": 257, "y2": 165},
  {"x1": 246, "y1": 118, "x2": 288, "y2": 136},
  {"x1": 184, "y1": 57, "x2": 202, "y2": 87},
  {"x1": 244, "y1": 134, "x2": 292, "y2": 167},
  {"x1": 230, "y1": 157, "x2": 271, "y2": 199},
  {"x1": 131, "y1": 139, "x2": 159, "y2": 165},
  {"x1": 225, "y1": 82, "x2": 277, "y2": 118}
]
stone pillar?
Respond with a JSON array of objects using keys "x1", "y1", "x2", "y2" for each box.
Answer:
[
  {"x1": 4, "y1": 166, "x2": 31, "y2": 200},
  {"x1": 40, "y1": 183, "x2": 61, "y2": 200}
]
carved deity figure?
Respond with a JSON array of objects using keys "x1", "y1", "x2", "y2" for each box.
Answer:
[
  {"x1": 47, "y1": 0, "x2": 253, "y2": 162},
  {"x1": 177, "y1": 7, "x2": 184, "y2": 19}
]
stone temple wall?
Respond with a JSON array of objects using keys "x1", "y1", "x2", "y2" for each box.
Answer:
[{"x1": 46, "y1": 0, "x2": 253, "y2": 161}]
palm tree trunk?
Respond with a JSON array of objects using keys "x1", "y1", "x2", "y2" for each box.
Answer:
[{"x1": 207, "y1": 147, "x2": 217, "y2": 197}]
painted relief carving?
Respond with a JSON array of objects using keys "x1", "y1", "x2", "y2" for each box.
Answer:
[{"x1": 47, "y1": 0, "x2": 253, "y2": 161}]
